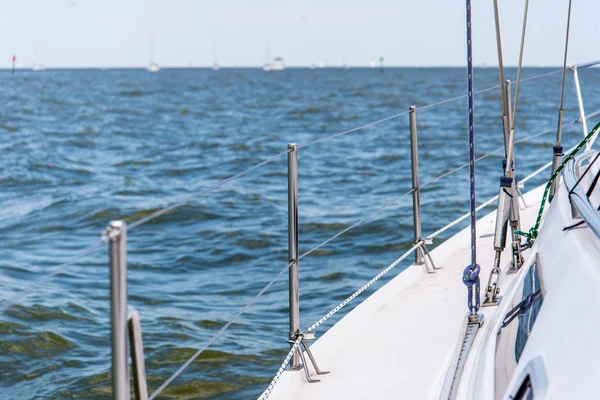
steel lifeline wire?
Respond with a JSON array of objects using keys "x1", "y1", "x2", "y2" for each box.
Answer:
[{"x1": 2, "y1": 66, "x2": 594, "y2": 314}]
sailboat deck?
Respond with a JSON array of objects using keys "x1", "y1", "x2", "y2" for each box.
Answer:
[{"x1": 268, "y1": 184, "x2": 545, "y2": 400}]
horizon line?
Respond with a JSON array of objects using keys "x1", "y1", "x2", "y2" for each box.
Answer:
[{"x1": 0, "y1": 64, "x2": 575, "y2": 70}]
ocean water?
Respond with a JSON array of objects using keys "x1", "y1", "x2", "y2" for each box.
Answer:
[{"x1": 1, "y1": 67, "x2": 599, "y2": 399}]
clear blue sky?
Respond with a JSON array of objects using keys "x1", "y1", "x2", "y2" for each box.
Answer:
[{"x1": 1, "y1": 0, "x2": 598, "y2": 68}]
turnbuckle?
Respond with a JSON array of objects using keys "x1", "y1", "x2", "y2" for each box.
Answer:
[{"x1": 288, "y1": 331, "x2": 329, "y2": 383}]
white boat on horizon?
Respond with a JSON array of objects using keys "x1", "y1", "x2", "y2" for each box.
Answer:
[
  {"x1": 262, "y1": 40, "x2": 285, "y2": 71},
  {"x1": 263, "y1": 56, "x2": 285, "y2": 71},
  {"x1": 32, "y1": 47, "x2": 46, "y2": 71},
  {"x1": 212, "y1": 45, "x2": 220, "y2": 71},
  {"x1": 147, "y1": 63, "x2": 160, "y2": 73},
  {"x1": 147, "y1": 31, "x2": 160, "y2": 72},
  {"x1": 272, "y1": 56, "x2": 285, "y2": 71},
  {"x1": 32, "y1": 62, "x2": 46, "y2": 71}
]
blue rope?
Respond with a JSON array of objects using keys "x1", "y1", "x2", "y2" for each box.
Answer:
[
  {"x1": 464, "y1": 0, "x2": 479, "y2": 314},
  {"x1": 462, "y1": 264, "x2": 481, "y2": 313},
  {"x1": 501, "y1": 290, "x2": 541, "y2": 328}
]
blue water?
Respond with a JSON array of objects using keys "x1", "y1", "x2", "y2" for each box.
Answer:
[{"x1": 1, "y1": 67, "x2": 599, "y2": 399}]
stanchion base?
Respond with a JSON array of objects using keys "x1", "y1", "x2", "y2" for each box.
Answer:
[{"x1": 481, "y1": 295, "x2": 503, "y2": 307}]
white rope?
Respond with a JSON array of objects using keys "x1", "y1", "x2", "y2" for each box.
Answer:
[
  {"x1": 306, "y1": 242, "x2": 421, "y2": 333},
  {"x1": 425, "y1": 159, "x2": 553, "y2": 242},
  {"x1": 520, "y1": 160, "x2": 553, "y2": 185},
  {"x1": 425, "y1": 195, "x2": 500, "y2": 241},
  {"x1": 255, "y1": 158, "x2": 556, "y2": 399},
  {"x1": 258, "y1": 337, "x2": 303, "y2": 400}
]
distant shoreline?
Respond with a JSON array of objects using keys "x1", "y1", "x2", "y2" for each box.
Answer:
[{"x1": 0, "y1": 65, "x2": 572, "y2": 71}]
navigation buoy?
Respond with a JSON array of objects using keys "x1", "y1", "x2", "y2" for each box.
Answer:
[{"x1": 12, "y1": 55, "x2": 16, "y2": 74}]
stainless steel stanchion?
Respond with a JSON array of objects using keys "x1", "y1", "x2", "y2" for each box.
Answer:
[
  {"x1": 287, "y1": 144, "x2": 300, "y2": 370},
  {"x1": 108, "y1": 221, "x2": 130, "y2": 400}
]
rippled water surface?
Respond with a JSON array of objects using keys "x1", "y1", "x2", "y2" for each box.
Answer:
[{"x1": 1, "y1": 67, "x2": 599, "y2": 399}]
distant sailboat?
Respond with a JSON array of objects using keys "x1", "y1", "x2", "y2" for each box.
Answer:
[
  {"x1": 212, "y1": 45, "x2": 220, "y2": 71},
  {"x1": 32, "y1": 61, "x2": 46, "y2": 71},
  {"x1": 272, "y1": 56, "x2": 285, "y2": 71},
  {"x1": 147, "y1": 31, "x2": 160, "y2": 72},
  {"x1": 264, "y1": 57, "x2": 285, "y2": 71},
  {"x1": 32, "y1": 47, "x2": 46, "y2": 71}
]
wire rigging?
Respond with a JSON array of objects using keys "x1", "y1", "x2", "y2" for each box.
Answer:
[
  {"x1": 4, "y1": 105, "x2": 596, "y2": 314},
  {"x1": 555, "y1": 0, "x2": 574, "y2": 148},
  {"x1": 261, "y1": 157, "x2": 558, "y2": 399},
  {"x1": 511, "y1": 0, "x2": 531, "y2": 129}
]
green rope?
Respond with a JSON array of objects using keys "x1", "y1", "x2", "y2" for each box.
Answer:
[{"x1": 515, "y1": 121, "x2": 600, "y2": 242}]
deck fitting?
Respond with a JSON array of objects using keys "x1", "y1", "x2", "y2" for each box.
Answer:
[
  {"x1": 288, "y1": 332, "x2": 329, "y2": 383},
  {"x1": 420, "y1": 239, "x2": 440, "y2": 273}
]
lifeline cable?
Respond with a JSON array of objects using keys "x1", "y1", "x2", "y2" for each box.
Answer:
[{"x1": 260, "y1": 156, "x2": 558, "y2": 399}]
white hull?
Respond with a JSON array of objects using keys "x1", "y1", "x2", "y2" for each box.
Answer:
[
  {"x1": 266, "y1": 154, "x2": 600, "y2": 400},
  {"x1": 264, "y1": 56, "x2": 285, "y2": 71},
  {"x1": 266, "y1": 183, "x2": 544, "y2": 399},
  {"x1": 147, "y1": 63, "x2": 160, "y2": 73}
]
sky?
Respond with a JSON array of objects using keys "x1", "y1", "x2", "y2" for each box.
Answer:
[{"x1": 1, "y1": 0, "x2": 599, "y2": 68}]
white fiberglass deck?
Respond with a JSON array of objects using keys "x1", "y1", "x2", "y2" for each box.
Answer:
[{"x1": 268, "y1": 184, "x2": 545, "y2": 400}]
